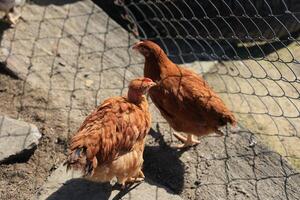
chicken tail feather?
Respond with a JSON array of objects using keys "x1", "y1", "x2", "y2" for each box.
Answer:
[{"x1": 64, "y1": 147, "x2": 97, "y2": 177}]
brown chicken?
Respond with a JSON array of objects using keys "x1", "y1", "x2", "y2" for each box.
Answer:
[
  {"x1": 65, "y1": 77, "x2": 156, "y2": 187},
  {"x1": 133, "y1": 40, "x2": 237, "y2": 148}
]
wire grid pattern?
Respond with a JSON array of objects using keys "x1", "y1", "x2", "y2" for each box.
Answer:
[
  {"x1": 0, "y1": 0, "x2": 299, "y2": 199},
  {"x1": 120, "y1": 0, "x2": 300, "y2": 165},
  {"x1": 119, "y1": 0, "x2": 300, "y2": 198}
]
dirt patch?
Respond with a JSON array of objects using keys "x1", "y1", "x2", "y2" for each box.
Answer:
[
  {"x1": 0, "y1": 73, "x2": 68, "y2": 200},
  {"x1": 0, "y1": 1, "x2": 299, "y2": 200}
]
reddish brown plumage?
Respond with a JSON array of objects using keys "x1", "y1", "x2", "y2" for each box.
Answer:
[
  {"x1": 133, "y1": 40, "x2": 237, "y2": 144},
  {"x1": 65, "y1": 77, "x2": 155, "y2": 186}
]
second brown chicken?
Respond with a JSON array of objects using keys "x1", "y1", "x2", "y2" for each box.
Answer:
[
  {"x1": 133, "y1": 40, "x2": 237, "y2": 148},
  {"x1": 65, "y1": 77, "x2": 155, "y2": 188}
]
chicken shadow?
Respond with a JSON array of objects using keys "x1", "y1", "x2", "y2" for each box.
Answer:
[
  {"x1": 44, "y1": 179, "x2": 142, "y2": 200},
  {"x1": 45, "y1": 176, "x2": 180, "y2": 200},
  {"x1": 45, "y1": 179, "x2": 112, "y2": 200},
  {"x1": 143, "y1": 125, "x2": 186, "y2": 194}
]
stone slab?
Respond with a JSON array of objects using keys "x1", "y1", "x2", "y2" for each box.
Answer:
[{"x1": 0, "y1": 115, "x2": 41, "y2": 162}]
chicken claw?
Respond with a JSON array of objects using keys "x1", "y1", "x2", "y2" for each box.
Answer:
[
  {"x1": 128, "y1": 170, "x2": 145, "y2": 184},
  {"x1": 173, "y1": 133, "x2": 200, "y2": 148},
  {"x1": 119, "y1": 171, "x2": 145, "y2": 189}
]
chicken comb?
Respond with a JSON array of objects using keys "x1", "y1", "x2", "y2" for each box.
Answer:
[
  {"x1": 143, "y1": 77, "x2": 153, "y2": 83},
  {"x1": 133, "y1": 41, "x2": 144, "y2": 48}
]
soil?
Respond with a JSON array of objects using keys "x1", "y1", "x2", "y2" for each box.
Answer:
[
  {"x1": 0, "y1": 1, "x2": 300, "y2": 200},
  {"x1": 0, "y1": 73, "x2": 68, "y2": 200}
]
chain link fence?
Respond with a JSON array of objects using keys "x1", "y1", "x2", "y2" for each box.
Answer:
[
  {"x1": 118, "y1": 0, "x2": 300, "y2": 168},
  {"x1": 0, "y1": 0, "x2": 299, "y2": 199}
]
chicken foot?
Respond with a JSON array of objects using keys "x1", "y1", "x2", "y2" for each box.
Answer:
[
  {"x1": 118, "y1": 170, "x2": 145, "y2": 189},
  {"x1": 173, "y1": 133, "x2": 200, "y2": 148}
]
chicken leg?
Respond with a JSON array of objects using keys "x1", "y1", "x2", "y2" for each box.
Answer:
[
  {"x1": 173, "y1": 133, "x2": 200, "y2": 148},
  {"x1": 118, "y1": 169, "x2": 145, "y2": 189},
  {"x1": 128, "y1": 169, "x2": 145, "y2": 183}
]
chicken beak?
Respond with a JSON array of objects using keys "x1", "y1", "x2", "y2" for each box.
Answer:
[
  {"x1": 149, "y1": 82, "x2": 156, "y2": 88},
  {"x1": 145, "y1": 82, "x2": 156, "y2": 94}
]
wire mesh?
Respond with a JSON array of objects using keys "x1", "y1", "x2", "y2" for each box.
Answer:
[
  {"x1": 120, "y1": 0, "x2": 300, "y2": 166},
  {"x1": 0, "y1": 0, "x2": 299, "y2": 199},
  {"x1": 118, "y1": 0, "x2": 300, "y2": 198}
]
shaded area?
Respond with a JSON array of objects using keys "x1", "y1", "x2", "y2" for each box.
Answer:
[
  {"x1": 123, "y1": 0, "x2": 300, "y2": 40},
  {"x1": 0, "y1": 146, "x2": 37, "y2": 164},
  {"x1": 0, "y1": 62, "x2": 19, "y2": 79},
  {"x1": 45, "y1": 179, "x2": 112, "y2": 200},
  {"x1": 0, "y1": 19, "x2": 19, "y2": 80},
  {"x1": 92, "y1": 0, "x2": 138, "y2": 36},
  {"x1": 144, "y1": 36, "x2": 297, "y2": 63},
  {"x1": 40, "y1": 164, "x2": 183, "y2": 200},
  {"x1": 144, "y1": 126, "x2": 185, "y2": 194},
  {"x1": 99, "y1": 0, "x2": 300, "y2": 62},
  {"x1": 0, "y1": 0, "x2": 299, "y2": 199},
  {"x1": 0, "y1": 20, "x2": 11, "y2": 33}
]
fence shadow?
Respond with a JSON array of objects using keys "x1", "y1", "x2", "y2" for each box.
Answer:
[
  {"x1": 148, "y1": 36, "x2": 298, "y2": 64},
  {"x1": 92, "y1": 0, "x2": 137, "y2": 36},
  {"x1": 93, "y1": 0, "x2": 300, "y2": 63}
]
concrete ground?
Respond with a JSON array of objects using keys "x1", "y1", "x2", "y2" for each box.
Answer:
[{"x1": 0, "y1": 0, "x2": 299, "y2": 200}]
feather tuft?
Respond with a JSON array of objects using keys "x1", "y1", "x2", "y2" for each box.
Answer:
[{"x1": 64, "y1": 147, "x2": 96, "y2": 177}]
